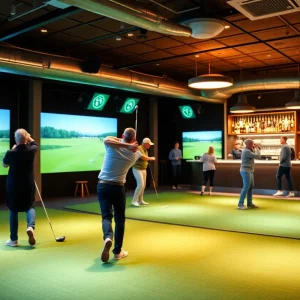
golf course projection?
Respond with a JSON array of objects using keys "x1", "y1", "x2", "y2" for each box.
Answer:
[
  {"x1": 41, "y1": 113, "x2": 117, "y2": 173},
  {"x1": 182, "y1": 131, "x2": 223, "y2": 159},
  {"x1": 0, "y1": 109, "x2": 10, "y2": 176}
]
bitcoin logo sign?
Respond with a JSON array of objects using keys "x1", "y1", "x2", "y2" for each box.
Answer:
[{"x1": 93, "y1": 94, "x2": 105, "y2": 109}]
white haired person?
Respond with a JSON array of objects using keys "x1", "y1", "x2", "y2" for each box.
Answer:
[
  {"x1": 238, "y1": 139, "x2": 261, "y2": 210},
  {"x1": 2, "y1": 129, "x2": 38, "y2": 247},
  {"x1": 98, "y1": 128, "x2": 155, "y2": 263},
  {"x1": 131, "y1": 137, "x2": 155, "y2": 207}
]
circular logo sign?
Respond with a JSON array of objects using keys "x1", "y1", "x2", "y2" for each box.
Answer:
[
  {"x1": 182, "y1": 106, "x2": 193, "y2": 118},
  {"x1": 93, "y1": 95, "x2": 105, "y2": 109},
  {"x1": 124, "y1": 99, "x2": 136, "y2": 112}
]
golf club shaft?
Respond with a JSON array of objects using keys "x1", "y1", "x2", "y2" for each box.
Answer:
[
  {"x1": 148, "y1": 164, "x2": 158, "y2": 198},
  {"x1": 135, "y1": 107, "x2": 138, "y2": 136},
  {"x1": 34, "y1": 180, "x2": 57, "y2": 240}
]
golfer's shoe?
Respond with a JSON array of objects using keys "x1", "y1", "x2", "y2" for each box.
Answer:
[
  {"x1": 5, "y1": 239, "x2": 18, "y2": 247},
  {"x1": 139, "y1": 201, "x2": 149, "y2": 205},
  {"x1": 114, "y1": 250, "x2": 128, "y2": 260},
  {"x1": 238, "y1": 205, "x2": 248, "y2": 210},
  {"x1": 248, "y1": 203, "x2": 258, "y2": 208},
  {"x1": 286, "y1": 192, "x2": 295, "y2": 197},
  {"x1": 172, "y1": 186, "x2": 177, "y2": 190},
  {"x1": 132, "y1": 202, "x2": 140, "y2": 207},
  {"x1": 273, "y1": 191, "x2": 283, "y2": 196},
  {"x1": 26, "y1": 227, "x2": 36, "y2": 246},
  {"x1": 101, "y1": 238, "x2": 112, "y2": 263}
]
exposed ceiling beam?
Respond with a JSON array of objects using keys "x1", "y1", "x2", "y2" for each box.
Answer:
[{"x1": 0, "y1": 6, "x2": 82, "y2": 42}]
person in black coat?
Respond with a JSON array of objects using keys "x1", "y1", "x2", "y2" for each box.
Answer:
[{"x1": 2, "y1": 129, "x2": 38, "y2": 247}]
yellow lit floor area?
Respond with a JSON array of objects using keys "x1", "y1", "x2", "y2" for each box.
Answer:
[{"x1": 1, "y1": 207, "x2": 300, "y2": 300}]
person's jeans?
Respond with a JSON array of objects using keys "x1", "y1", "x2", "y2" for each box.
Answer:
[
  {"x1": 97, "y1": 183, "x2": 126, "y2": 254},
  {"x1": 9, "y1": 208, "x2": 35, "y2": 241},
  {"x1": 172, "y1": 164, "x2": 181, "y2": 187},
  {"x1": 238, "y1": 171, "x2": 254, "y2": 207},
  {"x1": 276, "y1": 166, "x2": 293, "y2": 191},
  {"x1": 132, "y1": 168, "x2": 147, "y2": 204}
]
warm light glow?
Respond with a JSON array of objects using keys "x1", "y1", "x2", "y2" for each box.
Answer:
[
  {"x1": 188, "y1": 74, "x2": 233, "y2": 89},
  {"x1": 230, "y1": 109, "x2": 255, "y2": 113},
  {"x1": 41, "y1": 29, "x2": 48, "y2": 33},
  {"x1": 127, "y1": 33, "x2": 134, "y2": 37},
  {"x1": 286, "y1": 105, "x2": 300, "y2": 109},
  {"x1": 225, "y1": 25, "x2": 230, "y2": 29}
]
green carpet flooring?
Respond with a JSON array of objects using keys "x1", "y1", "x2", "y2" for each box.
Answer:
[
  {"x1": 65, "y1": 192, "x2": 300, "y2": 239},
  {"x1": 1, "y1": 207, "x2": 300, "y2": 300}
]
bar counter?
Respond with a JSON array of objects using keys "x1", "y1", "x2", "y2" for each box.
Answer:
[{"x1": 187, "y1": 160, "x2": 300, "y2": 195}]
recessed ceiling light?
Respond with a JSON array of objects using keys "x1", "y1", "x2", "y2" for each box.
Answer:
[
  {"x1": 267, "y1": 54, "x2": 272, "y2": 57},
  {"x1": 41, "y1": 29, "x2": 48, "y2": 33},
  {"x1": 225, "y1": 25, "x2": 230, "y2": 29},
  {"x1": 195, "y1": 55, "x2": 199, "y2": 58},
  {"x1": 116, "y1": 36, "x2": 122, "y2": 41},
  {"x1": 127, "y1": 33, "x2": 134, "y2": 37},
  {"x1": 156, "y1": 63, "x2": 160, "y2": 66}
]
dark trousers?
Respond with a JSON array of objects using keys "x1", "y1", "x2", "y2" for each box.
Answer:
[
  {"x1": 172, "y1": 165, "x2": 181, "y2": 187},
  {"x1": 97, "y1": 183, "x2": 126, "y2": 254},
  {"x1": 276, "y1": 166, "x2": 293, "y2": 191},
  {"x1": 203, "y1": 170, "x2": 216, "y2": 186}
]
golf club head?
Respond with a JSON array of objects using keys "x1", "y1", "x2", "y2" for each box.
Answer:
[{"x1": 56, "y1": 236, "x2": 66, "y2": 242}]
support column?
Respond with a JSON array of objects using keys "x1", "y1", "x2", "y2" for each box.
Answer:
[
  {"x1": 224, "y1": 101, "x2": 228, "y2": 158},
  {"x1": 149, "y1": 97, "x2": 158, "y2": 187},
  {"x1": 28, "y1": 80, "x2": 42, "y2": 199}
]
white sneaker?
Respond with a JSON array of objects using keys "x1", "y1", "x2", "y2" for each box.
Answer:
[
  {"x1": 132, "y1": 202, "x2": 140, "y2": 207},
  {"x1": 101, "y1": 238, "x2": 112, "y2": 263},
  {"x1": 273, "y1": 191, "x2": 283, "y2": 196},
  {"x1": 114, "y1": 250, "x2": 128, "y2": 260},
  {"x1": 238, "y1": 205, "x2": 248, "y2": 210},
  {"x1": 139, "y1": 201, "x2": 149, "y2": 205},
  {"x1": 27, "y1": 227, "x2": 36, "y2": 246},
  {"x1": 172, "y1": 186, "x2": 177, "y2": 190},
  {"x1": 286, "y1": 192, "x2": 295, "y2": 197},
  {"x1": 5, "y1": 239, "x2": 18, "y2": 247}
]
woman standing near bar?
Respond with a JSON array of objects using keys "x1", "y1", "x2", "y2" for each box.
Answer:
[{"x1": 200, "y1": 146, "x2": 217, "y2": 195}]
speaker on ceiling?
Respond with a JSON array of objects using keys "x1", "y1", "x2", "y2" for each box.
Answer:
[{"x1": 81, "y1": 56, "x2": 101, "y2": 74}]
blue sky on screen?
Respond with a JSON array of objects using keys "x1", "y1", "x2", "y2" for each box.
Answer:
[
  {"x1": 41, "y1": 113, "x2": 117, "y2": 135},
  {"x1": 0, "y1": 109, "x2": 10, "y2": 130},
  {"x1": 183, "y1": 131, "x2": 222, "y2": 140}
]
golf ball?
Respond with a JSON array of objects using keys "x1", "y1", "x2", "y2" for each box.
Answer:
[{"x1": 164, "y1": 205, "x2": 168, "y2": 208}]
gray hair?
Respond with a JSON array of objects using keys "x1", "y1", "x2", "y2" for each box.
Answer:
[
  {"x1": 123, "y1": 128, "x2": 136, "y2": 143},
  {"x1": 244, "y1": 138, "x2": 253, "y2": 146},
  {"x1": 14, "y1": 128, "x2": 29, "y2": 144}
]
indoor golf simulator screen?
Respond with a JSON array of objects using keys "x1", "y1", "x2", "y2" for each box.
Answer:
[
  {"x1": 182, "y1": 131, "x2": 223, "y2": 159},
  {"x1": 41, "y1": 113, "x2": 117, "y2": 173},
  {"x1": 0, "y1": 109, "x2": 10, "y2": 175}
]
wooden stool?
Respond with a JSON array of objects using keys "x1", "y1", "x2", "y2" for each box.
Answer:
[{"x1": 74, "y1": 181, "x2": 89, "y2": 198}]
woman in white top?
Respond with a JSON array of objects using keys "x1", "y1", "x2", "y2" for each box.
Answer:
[{"x1": 200, "y1": 146, "x2": 217, "y2": 195}]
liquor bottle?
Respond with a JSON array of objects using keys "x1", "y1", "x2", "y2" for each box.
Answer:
[
  {"x1": 239, "y1": 118, "x2": 244, "y2": 134},
  {"x1": 275, "y1": 115, "x2": 279, "y2": 133},
  {"x1": 257, "y1": 116, "x2": 261, "y2": 133},
  {"x1": 287, "y1": 115, "x2": 291, "y2": 132},
  {"x1": 291, "y1": 114, "x2": 294, "y2": 131},
  {"x1": 281, "y1": 115, "x2": 285, "y2": 132},
  {"x1": 231, "y1": 118, "x2": 235, "y2": 133},
  {"x1": 245, "y1": 117, "x2": 249, "y2": 133},
  {"x1": 284, "y1": 115, "x2": 288, "y2": 132}
]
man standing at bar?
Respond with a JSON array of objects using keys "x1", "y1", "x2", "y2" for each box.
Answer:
[
  {"x1": 98, "y1": 128, "x2": 154, "y2": 263},
  {"x1": 273, "y1": 136, "x2": 294, "y2": 197},
  {"x1": 169, "y1": 142, "x2": 182, "y2": 189},
  {"x1": 131, "y1": 137, "x2": 155, "y2": 207},
  {"x1": 238, "y1": 138, "x2": 261, "y2": 210},
  {"x1": 2, "y1": 129, "x2": 38, "y2": 247}
]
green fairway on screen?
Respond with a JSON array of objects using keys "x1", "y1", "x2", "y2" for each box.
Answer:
[
  {"x1": 182, "y1": 131, "x2": 223, "y2": 159},
  {"x1": 41, "y1": 113, "x2": 117, "y2": 173},
  {"x1": 0, "y1": 109, "x2": 10, "y2": 176}
]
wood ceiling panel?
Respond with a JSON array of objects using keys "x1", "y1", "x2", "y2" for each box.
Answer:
[
  {"x1": 218, "y1": 34, "x2": 257, "y2": 46},
  {"x1": 236, "y1": 43, "x2": 273, "y2": 54},
  {"x1": 281, "y1": 12, "x2": 300, "y2": 24},
  {"x1": 216, "y1": 26, "x2": 243, "y2": 38},
  {"x1": 252, "y1": 27, "x2": 297, "y2": 40},
  {"x1": 263, "y1": 57, "x2": 295, "y2": 65},
  {"x1": 224, "y1": 13, "x2": 246, "y2": 22},
  {"x1": 68, "y1": 11, "x2": 104, "y2": 23},
  {"x1": 192, "y1": 40, "x2": 226, "y2": 51},
  {"x1": 118, "y1": 43, "x2": 157, "y2": 55},
  {"x1": 226, "y1": 56, "x2": 258, "y2": 64},
  {"x1": 97, "y1": 36, "x2": 136, "y2": 48},
  {"x1": 278, "y1": 47, "x2": 300, "y2": 57},
  {"x1": 250, "y1": 51, "x2": 286, "y2": 61},
  {"x1": 92, "y1": 18, "x2": 131, "y2": 32},
  {"x1": 145, "y1": 37, "x2": 184, "y2": 49},
  {"x1": 267, "y1": 37, "x2": 300, "y2": 49},
  {"x1": 209, "y1": 48, "x2": 243, "y2": 58},
  {"x1": 66, "y1": 25, "x2": 110, "y2": 40},
  {"x1": 125, "y1": 31, "x2": 163, "y2": 41},
  {"x1": 68, "y1": 42, "x2": 109, "y2": 56},
  {"x1": 162, "y1": 57, "x2": 193, "y2": 67},
  {"x1": 242, "y1": 61, "x2": 268, "y2": 69},
  {"x1": 46, "y1": 33, "x2": 84, "y2": 45},
  {"x1": 167, "y1": 45, "x2": 199, "y2": 55},
  {"x1": 100, "y1": 49, "x2": 133, "y2": 58},
  {"x1": 234, "y1": 17, "x2": 285, "y2": 32},
  {"x1": 143, "y1": 50, "x2": 173, "y2": 60},
  {"x1": 185, "y1": 53, "x2": 219, "y2": 62},
  {"x1": 45, "y1": 19, "x2": 80, "y2": 31},
  {"x1": 169, "y1": 35, "x2": 202, "y2": 45}
]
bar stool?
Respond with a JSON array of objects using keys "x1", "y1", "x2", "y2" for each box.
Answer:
[{"x1": 74, "y1": 181, "x2": 89, "y2": 198}]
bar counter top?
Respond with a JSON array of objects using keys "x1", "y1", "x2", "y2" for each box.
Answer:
[{"x1": 187, "y1": 159, "x2": 300, "y2": 164}]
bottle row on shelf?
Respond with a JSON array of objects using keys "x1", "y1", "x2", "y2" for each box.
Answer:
[{"x1": 231, "y1": 113, "x2": 295, "y2": 134}]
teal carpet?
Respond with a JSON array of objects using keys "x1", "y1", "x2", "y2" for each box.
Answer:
[{"x1": 65, "y1": 192, "x2": 300, "y2": 239}]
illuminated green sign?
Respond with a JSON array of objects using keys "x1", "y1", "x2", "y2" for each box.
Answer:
[
  {"x1": 120, "y1": 98, "x2": 139, "y2": 114},
  {"x1": 87, "y1": 93, "x2": 110, "y2": 111},
  {"x1": 178, "y1": 106, "x2": 196, "y2": 119}
]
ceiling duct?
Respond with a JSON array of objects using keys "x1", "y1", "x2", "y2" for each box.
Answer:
[{"x1": 0, "y1": 44, "x2": 221, "y2": 103}]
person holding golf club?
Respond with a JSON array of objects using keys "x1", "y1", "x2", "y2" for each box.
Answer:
[
  {"x1": 2, "y1": 129, "x2": 38, "y2": 247},
  {"x1": 98, "y1": 128, "x2": 155, "y2": 263},
  {"x1": 131, "y1": 137, "x2": 155, "y2": 207}
]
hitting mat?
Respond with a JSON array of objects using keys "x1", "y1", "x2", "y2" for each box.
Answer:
[
  {"x1": 65, "y1": 192, "x2": 300, "y2": 239},
  {"x1": 1, "y1": 207, "x2": 300, "y2": 300}
]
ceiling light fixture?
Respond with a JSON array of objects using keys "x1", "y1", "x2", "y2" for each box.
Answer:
[
  {"x1": 230, "y1": 67, "x2": 255, "y2": 113},
  {"x1": 188, "y1": 60, "x2": 233, "y2": 89},
  {"x1": 116, "y1": 36, "x2": 122, "y2": 41},
  {"x1": 41, "y1": 29, "x2": 48, "y2": 33},
  {"x1": 127, "y1": 33, "x2": 134, "y2": 37},
  {"x1": 286, "y1": 63, "x2": 300, "y2": 109},
  {"x1": 225, "y1": 25, "x2": 230, "y2": 29}
]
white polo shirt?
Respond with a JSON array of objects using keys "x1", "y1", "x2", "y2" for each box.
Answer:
[{"x1": 99, "y1": 141, "x2": 142, "y2": 184}]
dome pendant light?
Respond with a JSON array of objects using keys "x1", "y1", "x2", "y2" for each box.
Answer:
[
  {"x1": 286, "y1": 63, "x2": 300, "y2": 110},
  {"x1": 188, "y1": 60, "x2": 233, "y2": 89},
  {"x1": 230, "y1": 67, "x2": 255, "y2": 113}
]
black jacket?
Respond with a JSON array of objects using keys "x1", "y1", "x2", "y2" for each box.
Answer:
[{"x1": 3, "y1": 141, "x2": 38, "y2": 212}]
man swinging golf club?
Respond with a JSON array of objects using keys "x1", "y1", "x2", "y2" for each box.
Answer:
[
  {"x1": 98, "y1": 128, "x2": 154, "y2": 263},
  {"x1": 131, "y1": 137, "x2": 155, "y2": 207},
  {"x1": 2, "y1": 129, "x2": 38, "y2": 247}
]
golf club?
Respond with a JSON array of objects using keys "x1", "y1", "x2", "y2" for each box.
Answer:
[
  {"x1": 135, "y1": 105, "x2": 138, "y2": 137},
  {"x1": 148, "y1": 163, "x2": 158, "y2": 199},
  {"x1": 34, "y1": 181, "x2": 66, "y2": 242}
]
